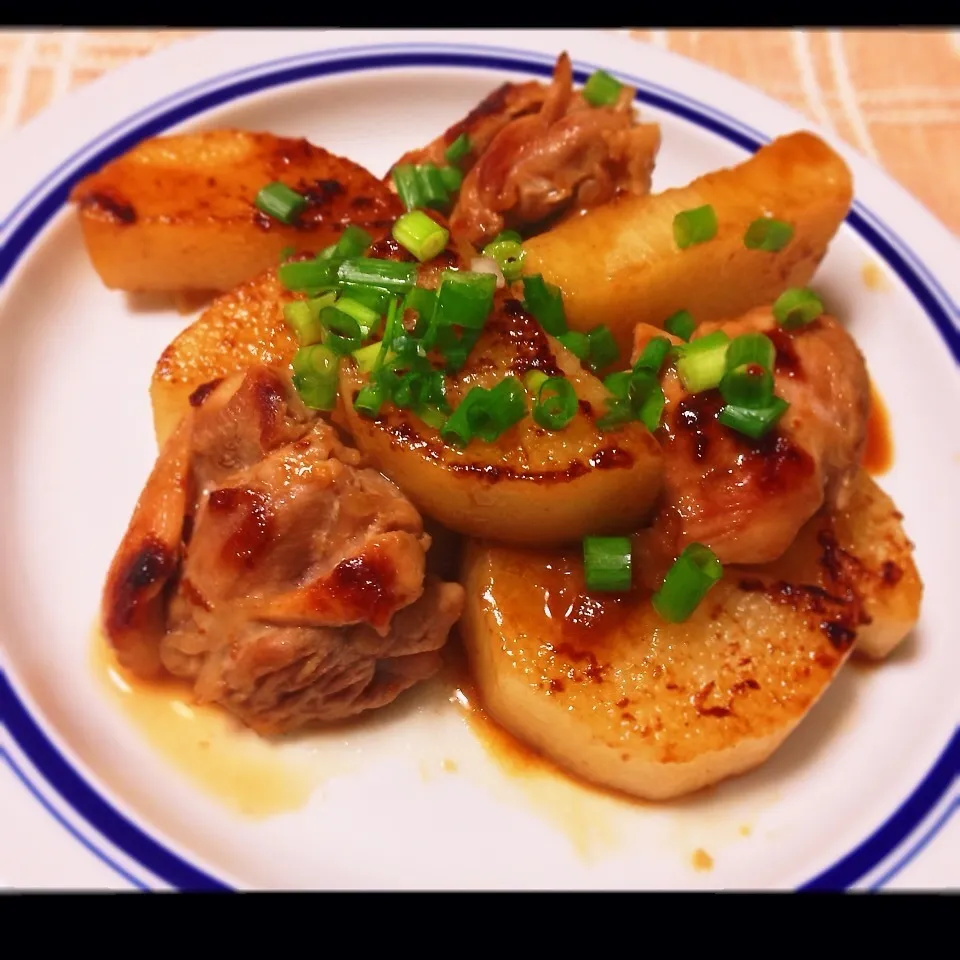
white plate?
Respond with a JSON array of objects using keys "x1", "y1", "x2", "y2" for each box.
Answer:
[{"x1": 1, "y1": 28, "x2": 957, "y2": 891}]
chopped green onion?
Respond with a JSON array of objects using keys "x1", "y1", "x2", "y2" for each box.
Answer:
[
  {"x1": 333, "y1": 225, "x2": 373, "y2": 259},
  {"x1": 633, "y1": 336, "x2": 672, "y2": 374},
  {"x1": 320, "y1": 306, "x2": 362, "y2": 341},
  {"x1": 483, "y1": 237, "x2": 526, "y2": 282},
  {"x1": 354, "y1": 381, "x2": 386, "y2": 417},
  {"x1": 283, "y1": 300, "x2": 324, "y2": 346},
  {"x1": 419, "y1": 405, "x2": 449, "y2": 431},
  {"x1": 290, "y1": 344, "x2": 338, "y2": 411},
  {"x1": 439, "y1": 165, "x2": 463, "y2": 192},
  {"x1": 674, "y1": 330, "x2": 731, "y2": 393},
  {"x1": 339, "y1": 282, "x2": 391, "y2": 315},
  {"x1": 586, "y1": 325, "x2": 619, "y2": 373},
  {"x1": 392, "y1": 210, "x2": 450, "y2": 263},
  {"x1": 719, "y1": 363, "x2": 774, "y2": 409},
  {"x1": 664, "y1": 309, "x2": 696, "y2": 341},
  {"x1": 744, "y1": 217, "x2": 794, "y2": 252},
  {"x1": 558, "y1": 330, "x2": 590, "y2": 361},
  {"x1": 628, "y1": 370, "x2": 667, "y2": 432},
  {"x1": 582, "y1": 70, "x2": 623, "y2": 108},
  {"x1": 718, "y1": 396, "x2": 790, "y2": 439},
  {"x1": 583, "y1": 536, "x2": 632, "y2": 592},
  {"x1": 529, "y1": 375, "x2": 577, "y2": 431},
  {"x1": 375, "y1": 299, "x2": 403, "y2": 372},
  {"x1": 338, "y1": 257, "x2": 417, "y2": 294},
  {"x1": 596, "y1": 400, "x2": 635, "y2": 432},
  {"x1": 441, "y1": 377, "x2": 527, "y2": 447},
  {"x1": 278, "y1": 257, "x2": 341, "y2": 292},
  {"x1": 434, "y1": 270, "x2": 497, "y2": 331},
  {"x1": 522, "y1": 274, "x2": 567, "y2": 336},
  {"x1": 444, "y1": 132, "x2": 471, "y2": 164},
  {"x1": 334, "y1": 297, "x2": 380, "y2": 338},
  {"x1": 523, "y1": 370, "x2": 549, "y2": 395},
  {"x1": 772, "y1": 287, "x2": 823, "y2": 329},
  {"x1": 391, "y1": 164, "x2": 422, "y2": 211},
  {"x1": 404, "y1": 285, "x2": 437, "y2": 335},
  {"x1": 417, "y1": 164, "x2": 449, "y2": 209},
  {"x1": 352, "y1": 342, "x2": 387, "y2": 375},
  {"x1": 725, "y1": 331, "x2": 776, "y2": 372},
  {"x1": 673, "y1": 204, "x2": 719, "y2": 249},
  {"x1": 493, "y1": 229, "x2": 523, "y2": 244},
  {"x1": 651, "y1": 543, "x2": 723, "y2": 623},
  {"x1": 254, "y1": 182, "x2": 307, "y2": 224},
  {"x1": 603, "y1": 370, "x2": 632, "y2": 401}
]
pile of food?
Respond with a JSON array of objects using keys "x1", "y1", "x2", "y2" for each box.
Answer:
[{"x1": 81, "y1": 54, "x2": 921, "y2": 801}]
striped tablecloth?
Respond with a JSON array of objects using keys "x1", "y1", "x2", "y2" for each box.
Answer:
[{"x1": 1, "y1": 29, "x2": 958, "y2": 235}]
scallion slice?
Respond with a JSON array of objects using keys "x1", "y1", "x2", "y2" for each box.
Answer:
[
  {"x1": 772, "y1": 287, "x2": 823, "y2": 329},
  {"x1": 417, "y1": 163, "x2": 450, "y2": 210},
  {"x1": 664, "y1": 309, "x2": 696, "y2": 341},
  {"x1": 392, "y1": 210, "x2": 450, "y2": 263},
  {"x1": 434, "y1": 270, "x2": 497, "y2": 331},
  {"x1": 354, "y1": 381, "x2": 386, "y2": 417},
  {"x1": 283, "y1": 300, "x2": 324, "y2": 346},
  {"x1": 483, "y1": 237, "x2": 526, "y2": 282},
  {"x1": 633, "y1": 336, "x2": 672, "y2": 374},
  {"x1": 673, "y1": 204, "x2": 719, "y2": 249},
  {"x1": 339, "y1": 282, "x2": 392, "y2": 315},
  {"x1": 530, "y1": 376, "x2": 577, "y2": 431},
  {"x1": 439, "y1": 165, "x2": 463, "y2": 193},
  {"x1": 441, "y1": 377, "x2": 527, "y2": 447},
  {"x1": 375, "y1": 298, "x2": 403, "y2": 372},
  {"x1": 719, "y1": 364, "x2": 774, "y2": 409},
  {"x1": 744, "y1": 217, "x2": 794, "y2": 252},
  {"x1": 278, "y1": 257, "x2": 341, "y2": 292},
  {"x1": 718, "y1": 396, "x2": 789, "y2": 439},
  {"x1": 444, "y1": 132, "x2": 471, "y2": 164},
  {"x1": 334, "y1": 296, "x2": 380, "y2": 338},
  {"x1": 582, "y1": 70, "x2": 623, "y2": 108},
  {"x1": 254, "y1": 182, "x2": 307, "y2": 224},
  {"x1": 725, "y1": 331, "x2": 776, "y2": 372},
  {"x1": 674, "y1": 330, "x2": 731, "y2": 393},
  {"x1": 522, "y1": 274, "x2": 567, "y2": 336},
  {"x1": 603, "y1": 370, "x2": 632, "y2": 401},
  {"x1": 290, "y1": 344, "x2": 338, "y2": 411},
  {"x1": 629, "y1": 369, "x2": 667, "y2": 432},
  {"x1": 333, "y1": 225, "x2": 373, "y2": 259},
  {"x1": 651, "y1": 543, "x2": 723, "y2": 623},
  {"x1": 352, "y1": 342, "x2": 388, "y2": 375},
  {"x1": 583, "y1": 536, "x2": 632, "y2": 592},
  {"x1": 586, "y1": 325, "x2": 619, "y2": 373},
  {"x1": 391, "y1": 164, "x2": 422, "y2": 211},
  {"x1": 558, "y1": 330, "x2": 590, "y2": 361},
  {"x1": 338, "y1": 257, "x2": 417, "y2": 294}
]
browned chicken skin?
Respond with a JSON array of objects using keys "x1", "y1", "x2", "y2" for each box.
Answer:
[
  {"x1": 393, "y1": 53, "x2": 661, "y2": 248},
  {"x1": 101, "y1": 366, "x2": 464, "y2": 734},
  {"x1": 633, "y1": 307, "x2": 870, "y2": 565}
]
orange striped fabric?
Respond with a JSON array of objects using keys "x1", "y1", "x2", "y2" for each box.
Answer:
[{"x1": 1, "y1": 29, "x2": 957, "y2": 234}]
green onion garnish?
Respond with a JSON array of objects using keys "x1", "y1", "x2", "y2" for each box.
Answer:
[
  {"x1": 444, "y1": 132, "x2": 471, "y2": 164},
  {"x1": 673, "y1": 204, "x2": 719, "y2": 249},
  {"x1": 439, "y1": 165, "x2": 463, "y2": 193},
  {"x1": 392, "y1": 210, "x2": 450, "y2": 263},
  {"x1": 283, "y1": 300, "x2": 325, "y2": 346},
  {"x1": 522, "y1": 274, "x2": 567, "y2": 336},
  {"x1": 441, "y1": 377, "x2": 527, "y2": 447},
  {"x1": 254, "y1": 182, "x2": 307, "y2": 224},
  {"x1": 583, "y1": 536, "x2": 632, "y2": 592},
  {"x1": 417, "y1": 164, "x2": 449, "y2": 210},
  {"x1": 494, "y1": 229, "x2": 523, "y2": 244},
  {"x1": 744, "y1": 217, "x2": 794, "y2": 252},
  {"x1": 586, "y1": 325, "x2": 620, "y2": 373},
  {"x1": 434, "y1": 270, "x2": 497, "y2": 331},
  {"x1": 334, "y1": 296, "x2": 380, "y2": 338},
  {"x1": 338, "y1": 257, "x2": 417, "y2": 294},
  {"x1": 725, "y1": 331, "x2": 776, "y2": 372},
  {"x1": 717, "y1": 396, "x2": 789, "y2": 439},
  {"x1": 291, "y1": 344, "x2": 338, "y2": 411},
  {"x1": 772, "y1": 287, "x2": 824, "y2": 329},
  {"x1": 719, "y1": 364, "x2": 774, "y2": 409},
  {"x1": 483, "y1": 236, "x2": 526, "y2": 282},
  {"x1": 628, "y1": 369, "x2": 667, "y2": 432},
  {"x1": 582, "y1": 70, "x2": 623, "y2": 108},
  {"x1": 354, "y1": 381, "x2": 386, "y2": 417},
  {"x1": 352, "y1": 342, "x2": 387, "y2": 375},
  {"x1": 558, "y1": 330, "x2": 590, "y2": 361},
  {"x1": 674, "y1": 330, "x2": 731, "y2": 393},
  {"x1": 651, "y1": 543, "x2": 723, "y2": 623},
  {"x1": 333, "y1": 225, "x2": 372, "y2": 259},
  {"x1": 633, "y1": 336, "x2": 672, "y2": 374},
  {"x1": 375, "y1": 298, "x2": 403, "y2": 373},
  {"x1": 664, "y1": 309, "x2": 696, "y2": 341},
  {"x1": 603, "y1": 370, "x2": 632, "y2": 400},
  {"x1": 527, "y1": 374, "x2": 577, "y2": 431},
  {"x1": 339, "y1": 282, "x2": 392, "y2": 315},
  {"x1": 391, "y1": 164, "x2": 422, "y2": 210},
  {"x1": 278, "y1": 257, "x2": 341, "y2": 292}
]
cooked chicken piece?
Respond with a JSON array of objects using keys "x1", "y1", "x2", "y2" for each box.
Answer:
[
  {"x1": 633, "y1": 306, "x2": 870, "y2": 565},
  {"x1": 101, "y1": 366, "x2": 464, "y2": 734},
  {"x1": 393, "y1": 53, "x2": 660, "y2": 247}
]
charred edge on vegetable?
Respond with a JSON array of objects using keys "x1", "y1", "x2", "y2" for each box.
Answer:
[
  {"x1": 104, "y1": 536, "x2": 175, "y2": 635},
  {"x1": 79, "y1": 190, "x2": 137, "y2": 224},
  {"x1": 188, "y1": 378, "x2": 224, "y2": 408},
  {"x1": 494, "y1": 299, "x2": 564, "y2": 377}
]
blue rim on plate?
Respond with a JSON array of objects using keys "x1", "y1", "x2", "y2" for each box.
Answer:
[{"x1": 0, "y1": 42, "x2": 957, "y2": 892}]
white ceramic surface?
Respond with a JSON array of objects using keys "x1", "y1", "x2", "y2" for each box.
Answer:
[{"x1": 1, "y1": 29, "x2": 957, "y2": 890}]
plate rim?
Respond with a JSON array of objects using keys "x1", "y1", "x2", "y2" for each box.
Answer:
[{"x1": 0, "y1": 34, "x2": 957, "y2": 891}]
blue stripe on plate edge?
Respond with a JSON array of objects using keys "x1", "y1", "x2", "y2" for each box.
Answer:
[{"x1": 0, "y1": 44, "x2": 957, "y2": 892}]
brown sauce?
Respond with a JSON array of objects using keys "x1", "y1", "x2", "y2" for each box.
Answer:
[
  {"x1": 862, "y1": 381, "x2": 893, "y2": 475},
  {"x1": 90, "y1": 629, "x2": 317, "y2": 817}
]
